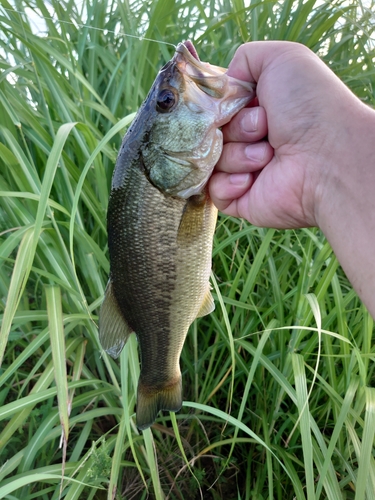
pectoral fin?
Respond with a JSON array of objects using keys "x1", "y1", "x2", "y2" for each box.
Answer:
[
  {"x1": 177, "y1": 194, "x2": 206, "y2": 243},
  {"x1": 99, "y1": 281, "x2": 133, "y2": 358},
  {"x1": 196, "y1": 286, "x2": 215, "y2": 318}
]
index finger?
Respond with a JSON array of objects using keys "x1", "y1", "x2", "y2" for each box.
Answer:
[{"x1": 221, "y1": 106, "x2": 268, "y2": 143}]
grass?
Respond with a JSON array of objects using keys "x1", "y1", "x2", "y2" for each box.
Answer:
[{"x1": 0, "y1": 0, "x2": 375, "y2": 498}]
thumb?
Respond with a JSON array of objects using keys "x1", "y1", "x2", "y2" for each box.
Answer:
[{"x1": 226, "y1": 40, "x2": 307, "y2": 83}]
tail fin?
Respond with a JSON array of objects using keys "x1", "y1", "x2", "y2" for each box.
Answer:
[{"x1": 136, "y1": 377, "x2": 182, "y2": 430}]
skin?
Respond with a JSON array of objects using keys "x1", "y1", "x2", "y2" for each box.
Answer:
[{"x1": 208, "y1": 41, "x2": 375, "y2": 318}]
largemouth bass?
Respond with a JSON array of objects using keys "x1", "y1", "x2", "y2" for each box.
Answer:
[{"x1": 99, "y1": 41, "x2": 255, "y2": 430}]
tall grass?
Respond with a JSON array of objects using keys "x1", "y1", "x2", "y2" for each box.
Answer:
[{"x1": 0, "y1": 0, "x2": 375, "y2": 498}]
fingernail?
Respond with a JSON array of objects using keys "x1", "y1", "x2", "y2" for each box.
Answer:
[
  {"x1": 229, "y1": 173, "x2": 250, "y2": 186},
  {"x1": 241, "y1": 108, "x2": 259, "y2": 132},
  {"x1": 245, "y1": 142, "x2": 266, "y2": 162}
]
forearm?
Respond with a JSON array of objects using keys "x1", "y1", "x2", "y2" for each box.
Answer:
[{"x1": 316, "y1": 102, "x2": 375, "y2": 317}]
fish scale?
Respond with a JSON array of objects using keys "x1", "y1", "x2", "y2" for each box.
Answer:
[{"x1": 99, "y1": 40, "x2": 255, "y2": 430}]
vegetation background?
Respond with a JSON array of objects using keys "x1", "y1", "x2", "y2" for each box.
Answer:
[{"x1": 0, "y1": 0, "x2": 375, "y2": 498}]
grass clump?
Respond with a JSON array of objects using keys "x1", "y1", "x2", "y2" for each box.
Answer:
[{"x1": 1, "y1": 0, "x2": 375, "y2": 498}]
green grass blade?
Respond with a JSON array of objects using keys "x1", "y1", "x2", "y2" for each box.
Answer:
[
  {"x1": 355, "y1": 388, "x2": 375, "y2": 500},
  {"x1": 0, "y1": 122, "x2": 77, "y2": 367},
  {"x1": 0, "y1": 227, "x2": 33, "y2": 366},
  {"x1": 108, "y1": 411, "x2": 127, "y2": 500},
  {"x1": 316, "y1": 377, "x2": 359, "y2": 498},
  {"x1": 46, "y1": 285, "x2": 69, "y2": 449},
  {"x1": 292, "y1": 354, "x2": 315, "y2": 500},
  {"x1": 143, "y1": 429, "x2": 164, "y2": 500}
]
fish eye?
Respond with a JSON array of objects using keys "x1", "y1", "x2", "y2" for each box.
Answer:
[{"x1": 156, "y1": 89, "x2": 177, "y2": 113}]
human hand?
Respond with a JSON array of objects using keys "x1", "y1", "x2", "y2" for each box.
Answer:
[
  {"x1": 209, "y1": 41, "x2": 371, "y2": 229},
  {"x1": 209, "y1": 41, "x2": 375, "y2": 318}
]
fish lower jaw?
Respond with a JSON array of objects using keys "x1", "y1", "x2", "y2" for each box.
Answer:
[{"x1": 176, "y1": 180, "x2": 208, "y2": 199}]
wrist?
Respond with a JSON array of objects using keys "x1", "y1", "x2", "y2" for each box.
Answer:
[{"x1": 316, "y1": 100, "x2": 375, "y2": 230}]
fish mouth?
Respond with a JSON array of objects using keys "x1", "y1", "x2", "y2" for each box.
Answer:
[
  {"x1": 180, "y1": 40, "x2": 200, "y2": 61},
  {"x1": 175, "y1": 41, "x2": 227, "y2": 79},
  {"x1": 174, "y1": 41, "x2": 255, "y2": 120}
]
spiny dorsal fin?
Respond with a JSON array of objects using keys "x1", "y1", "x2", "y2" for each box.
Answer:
[
  {"x1": 196, "y1": 285, "x2": 215, "y2": 318},
  {"x1": 99, "y1": 281, "x2": 133, "y2": 358}
]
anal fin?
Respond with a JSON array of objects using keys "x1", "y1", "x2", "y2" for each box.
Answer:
[
  {"x1": 196, "y1": 286, "x2": 215, "y2": 318},
  {"x1": 99, "y1": 281, "x2": 133, "y2": 358}
]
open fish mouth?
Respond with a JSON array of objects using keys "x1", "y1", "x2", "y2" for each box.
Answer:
[
  {"x1": 182, "y1": 40, "x2": 200, "y2": 61},
  {"x1": 175, "y1": 41, "x2": 227, "y2": 81},
  {"x1": 173, "y1": 40, "x2": 255, "y2": 127}
]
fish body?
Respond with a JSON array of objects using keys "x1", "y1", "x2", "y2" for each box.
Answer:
[{"x1": 99, "y1": 41, "x2": 255, "y2": 430}]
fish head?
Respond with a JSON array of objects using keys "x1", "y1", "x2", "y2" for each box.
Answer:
[{"x1": 140, "y1": 41, "x2": 256, "y2": 198}]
